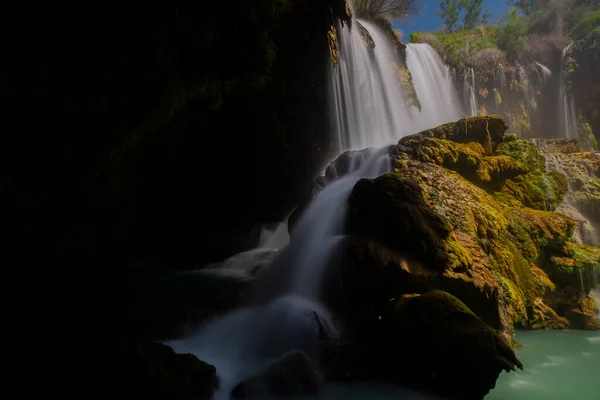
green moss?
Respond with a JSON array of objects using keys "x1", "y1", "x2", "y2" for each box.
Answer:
[
  {"x1": 565, "y1": 242, "x2": 600, "y2": 268},
  {"x1": 394, "y1": 63, "x2": 421, "y2": 111},
  {"x1": 356, "y1": 21, "x2": 375, "y2": 49},
  {"x1": 428, "y1": 28, "x2": 498, "y2": 69},
  {"x1": 500, "y1": 172, "x2": 568, "y2": 211},
  {"x1": 346, "y1": 116, "x2": 597, "y2": 337},
  {"x1": 496, "y1": 139, "x2": 544, "y2": 172},
  {"x1": 494, "y1": 88, "x2": 502, "y2": 107},
  {"x1": 328, "y1": 25, "x2": 339, "y2": 68}
]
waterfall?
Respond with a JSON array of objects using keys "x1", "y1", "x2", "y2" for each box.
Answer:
[
  {"x1": 535, "y1": 62, "x2": 552, "y2": 85},
  {"x1": 405, "y1": 43, "x2": 465, "y2": 129},
  {"x1": 592, "y1": 289, "x2": 600, "y2": 321},
  {"x1": 532, "y1": 139, "x2": 599, "y2": 297},
  {"x1": 331, "y1": 20, "x2": 414, "y2": 151},
  {"x1": 166, "y1": 18, "x2": 464, "y2": 399},
  {"x1": 558, "y1": 44, "x2": 578, "y2": 138},
  {"x1": 498, "y1": 63, "x2": 507, "y2": 88},
  {"x1": 464, "y1": 67, "x2": 478, "y2": 116}
]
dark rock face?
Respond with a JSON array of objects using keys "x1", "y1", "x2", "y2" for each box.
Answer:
[
  {"x1": 331, "y1": 290, "x2": 522, "y2": 400},
  {"x1": 52, "y1": 342, "x2": 218, "y2": 400},
  {"x1": 5, "y1": 1, "x2": 351, "y2": 269},
  {"x1": 570, "y1": 32, "x2": 600, "y2": 145},
  {"x1": 232, "y1": 350, "x2": 323, "y2": 398},
  {"x1": 347, "y1": 176, "x2": 454, "y2": 272},
  {"x1": 7, "y1": 0, "x2": 353, "y2": 377}
]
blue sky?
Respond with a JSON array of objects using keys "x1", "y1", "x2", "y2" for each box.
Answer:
[{"x1": 392, "y1": 0, "x2": 510, "y2": 35}]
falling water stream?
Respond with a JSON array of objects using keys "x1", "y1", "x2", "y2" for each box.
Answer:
[{"x1": 558, "y1": 44, "x2": 578, "y2": 139}]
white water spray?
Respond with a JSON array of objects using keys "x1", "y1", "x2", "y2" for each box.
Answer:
[
  {"x1": 405, "y1": 43, "x2": 465, "y2": 129},
  {"x1": 464, "y1": 67, "x2": 478, "y2": 116},
  {"x1": 558, "y1": 44, "x2": 578, "y2": 138},
  {"x1": 535, "y1": 62, "x2": 552, "y2": 84}
]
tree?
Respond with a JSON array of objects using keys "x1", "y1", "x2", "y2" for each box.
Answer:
[
  {"x1": 438, "y1": 0, "x2": 461, "y2": 32},
  {"x1": 462, "y1": 0, "x2": 491, "y2": 29},
  {"x1": 495, "y1": 8, "x2": 528, "y2": 59}
]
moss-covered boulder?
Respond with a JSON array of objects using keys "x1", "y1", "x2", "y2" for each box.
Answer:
[
  {"x1": 336, "y1": 116, "x2": 598, "y2": 345},
  {"x1": 330, "y1": 290, "x2": 522, "y2": 400}
]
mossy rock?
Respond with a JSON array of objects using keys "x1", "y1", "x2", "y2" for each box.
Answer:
[
  {"x1": 531, "y1": 139, "x2": 600, "y2": 224},
  {"x1": 496, "y1": 139, "x2": 545, "y2": 172},
  {"x1": 500, "y1": 171, "x2": 569, "y2": 211},
  {"x1": 395, "y1": 63, "x2": 421, "y2": 111},
  {"x1": 347, "y1": 173, "x2": 463, "y2": 272},
  {"x1": 356, "y1": 21, "x2": 375, "y2": 49},
  {"x1": 400, "y1": 115, "x2": 509, "y2": 154},
  {"x1": 399, "y1": 136, "x2": 527, "y2": 190},
  {"x1": 340, "y1": 116, "x2": 598, "y2": 338},
  {"x1": 531, "y1": 298, "x2": 570, "y2": 330}
]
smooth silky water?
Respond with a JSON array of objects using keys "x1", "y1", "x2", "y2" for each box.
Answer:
[{"x1": 486, "y1": 330, "x2": 600, "y2": 400}]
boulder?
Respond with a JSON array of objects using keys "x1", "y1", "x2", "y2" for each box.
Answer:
[
  {"x1": 338, "y1": 116, "x2": 597, "y2": 343},
  {"x1": 53, "y1": 342, "x2": 218, "y2": 400},
  {"x1": 331, "y1": 290, "x2": 522, "y2": 400},
  {"x1": 232, "y1": 350, "x2": 323, "y2": 398}
]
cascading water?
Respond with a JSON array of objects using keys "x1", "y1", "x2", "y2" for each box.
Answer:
[
  {"x1": 558, "y1": 43, "x2": 578, "y2": 139},
  {"x1": 330, "y1": 20, "x2": 414, "y2": 151},
  {"x1": 464, "y1": 67, "x2": 478, "y2": 116},
  {"x1": 535, "y1": 61, "x2": 552, "y2": 84},
  {"x1": 167, "y1": 17, "x2": 464, "y2": 400},
  {"x1": 531, "y1": 138, "x2": 599, "y2": 295},
  {"x1": 405, "y1": 43, "x2": 465, "y2": 129}
]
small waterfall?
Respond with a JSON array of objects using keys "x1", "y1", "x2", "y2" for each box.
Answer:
[
  {"x1": 535, "y1": 62, "x2": 552, "y2": 84},
  {"x1": 498, "y1": 63, "x2": 507, "y2": 88},
  {"x1": 532, "y1": 139, "x2": 599, "y2": 295},
  {"x1": 463, "y1": 67, "x2": 478, "y2": 116},
  {"x1": 258, "y1": 221, "x2": 290, "y2": 250},
  {"x1": 558, "y1": 44, "x2": 578, "y2": 138},
  {"x1": 405, "y1": 43, "x2": 465, "y2": 129}
]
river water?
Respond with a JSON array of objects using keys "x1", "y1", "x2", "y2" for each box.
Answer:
[{"x1": 487, "y1": 330, "x2": 600, "y2": 400}]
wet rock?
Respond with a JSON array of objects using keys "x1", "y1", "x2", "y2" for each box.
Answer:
[
  {"x1": 232, "y1": 350, "x2": 323, "y2": 398},
  {"x1": 331, "y1": 290, "x2": 522, "y2": 400},
  {"x1": 400, "y1": 115, "x2": 509, "y2": 154},
  {"x1": 56, "y1": 342, "x2": 218, "y2": 400}
]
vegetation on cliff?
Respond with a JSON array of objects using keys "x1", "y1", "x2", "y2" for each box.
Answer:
[{"x1": 411, "y1": 0, "x2": 599, "y2": 66}]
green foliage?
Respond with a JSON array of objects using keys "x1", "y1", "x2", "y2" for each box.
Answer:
[
  {"x1": 571, "y1": 9, "x2": 600, "y2": 40},
  {"x1": 428, "y1": 27, "x2": 497, "y2": 68},
  {"x1": 494, "y1": 8, "x2": 528, "y2": 60}
]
